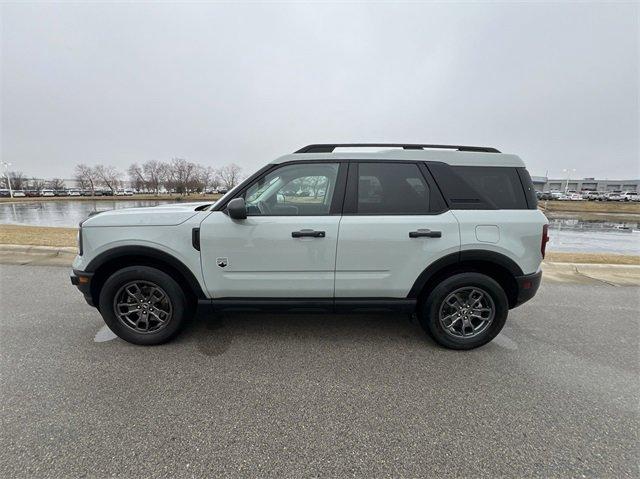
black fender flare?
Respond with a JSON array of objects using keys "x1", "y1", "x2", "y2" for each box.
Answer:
[
  {"x1": 407, "y1": 250, "x2": 524, "y2": 298},
  {"x1": 85, "y1": 245, "x2": 206, "y2": 299}
]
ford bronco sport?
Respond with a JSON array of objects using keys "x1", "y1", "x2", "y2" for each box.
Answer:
[{"x1": 71, "y1": 144, "x2": 548, "y2": 349}]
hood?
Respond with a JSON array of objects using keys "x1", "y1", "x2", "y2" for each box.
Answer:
[{"x1": 82, "y1": 202, "x2": 211, "y2": 227}]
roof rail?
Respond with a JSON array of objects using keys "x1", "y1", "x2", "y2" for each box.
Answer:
[{"x1": 294, "y1": 143, "x2": 500, "y2": 154}]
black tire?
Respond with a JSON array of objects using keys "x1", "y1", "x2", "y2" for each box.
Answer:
[
  {"x1": 418, "y1": 272, "x2": 509, "y2": 350},
  {"x1": 98, "y1": 266, "x2": 190, "y2": 345}
]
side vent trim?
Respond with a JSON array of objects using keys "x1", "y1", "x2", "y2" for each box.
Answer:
[{"x1": 192, "y1": 228, "x2": 201, "y2": 251}]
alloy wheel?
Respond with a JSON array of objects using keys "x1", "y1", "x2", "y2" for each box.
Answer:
[
  {"x1": 113, "y1": 280, "x2": 173, "y2": 334},
  {"x1": 438, "y1": 286, "x2": 495, "y2": 339}
]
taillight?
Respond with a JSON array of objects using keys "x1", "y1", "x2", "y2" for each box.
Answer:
[{"x1": 541, "y1": 224, "x2": 549, "y2": 258}]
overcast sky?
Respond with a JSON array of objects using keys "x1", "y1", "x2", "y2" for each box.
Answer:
[{"x1": 1, "y1": 1, "x2": 638, "y2": 180}]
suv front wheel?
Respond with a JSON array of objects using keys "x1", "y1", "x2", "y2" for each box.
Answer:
[
  {"x1": 98, "y1": 266, "x2": 190, "y2": 345},
  {"x1": 419, "y1": 272, "x2": 509, "y2": 350}
]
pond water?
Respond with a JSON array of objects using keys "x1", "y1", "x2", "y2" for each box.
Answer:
[
  {"x1": 0, "y1": 200, "x2": 172, "y2": 227},
  {"x1": 546, "y1": 217, "x2": 639, "y2": 255},
  {"x1": 0, "y1": 201, "x2": 638, "y2": 255}
]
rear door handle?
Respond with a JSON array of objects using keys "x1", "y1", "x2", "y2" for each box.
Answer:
[
  {"x1": 292, "y1": 229, "x2": 326, "y2": 238},
  {"x1": 409, "y1": 229, "x2": 442, "y2": 238}
]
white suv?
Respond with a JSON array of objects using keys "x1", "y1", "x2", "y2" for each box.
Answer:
[{"x1": 71, "y1": 144, "x2": 548, "y2": 350}]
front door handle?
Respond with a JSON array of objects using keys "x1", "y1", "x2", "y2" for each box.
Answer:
[
  {"x1": 409, "y1": 229, "x2": 442, "y2": 238},
  {"x1": 292, "y1": 229, "x2": 326, "y2": 238}
]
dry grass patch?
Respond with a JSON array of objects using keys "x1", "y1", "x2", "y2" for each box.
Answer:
[
  {"x1": 545, "y1": 252, "x2": 640, "y2": 265},
  {"x1": 0, "y1": 224, "x2": 77, "y2": 247},
  {"x1": 539, "y1": 200, "x2": 640, "y2": 215}
]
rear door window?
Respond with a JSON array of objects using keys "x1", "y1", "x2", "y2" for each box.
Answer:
[{"x1": 356, "y1": 163, "x2": 430, "y2": 214}]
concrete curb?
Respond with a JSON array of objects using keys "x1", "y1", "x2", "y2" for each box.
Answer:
[
  {"x1": 1, "y1": 244, "x2": 639, "y2": 285},
  {"x1": 542, "y1": 261, "x2": 640, "y2": 286}
]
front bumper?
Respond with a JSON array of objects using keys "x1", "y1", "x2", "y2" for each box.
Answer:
[
  {"x1": 513, "y1": 269, "x2": 542, "y2": 308},
  {"x1": 70, "y1": 269, "x2": 95, "y2": 306}
]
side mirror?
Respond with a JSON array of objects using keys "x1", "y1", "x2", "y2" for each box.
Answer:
[{"x1": 227, "y1": 197, "x2": 247, "y2": 220}]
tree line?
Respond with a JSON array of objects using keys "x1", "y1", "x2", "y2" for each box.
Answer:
[{"x1": 1, "y1": 159, "x2": 243, "y2": 194}]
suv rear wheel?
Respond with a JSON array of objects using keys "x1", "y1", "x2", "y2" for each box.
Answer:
[
  {"x1": 98, "y1": 266, "x2": 190, "y2": 345},
  {"x1": 419, "y1": 272, "x2": 508, "y2": 350}
]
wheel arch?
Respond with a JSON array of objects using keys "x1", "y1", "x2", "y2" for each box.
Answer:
[
  {"x1": 408, "y1": 250, "x2": 523, "y2": 309},
  {"x1": 86, "y1": 246, "x2": 206, "y2": 307}
]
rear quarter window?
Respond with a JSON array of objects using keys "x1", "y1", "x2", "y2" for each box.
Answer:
[
  {"x1": 452, "y1": 166, "x2": 528, "y2": 209},
  {"x1": 427, "y1": 162, "x2": 533, "y2": 210}
]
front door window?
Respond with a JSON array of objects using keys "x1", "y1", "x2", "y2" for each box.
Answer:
[{"x1": 243, "y1": 163, "x2": 339, "y2": 216}]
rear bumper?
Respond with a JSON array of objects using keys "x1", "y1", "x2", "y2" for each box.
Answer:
[
  {"x1": 70, "y1": 270, "x2": 95, "y2": 306},
  {"x1": 513, "y1": 269, "x2": 542, "y2": 308}
]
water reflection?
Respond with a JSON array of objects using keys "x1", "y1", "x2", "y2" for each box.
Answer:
[
  {"x1": 0, "y1": 200, "x2": 170, "y2": 227},
  {"x1": 547, "y1": 217, "x2": 639, "y2": 255}
]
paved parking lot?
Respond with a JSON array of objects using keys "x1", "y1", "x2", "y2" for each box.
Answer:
[{"x1": 1, "y1": 264, "x2": 638, "y2": 477}]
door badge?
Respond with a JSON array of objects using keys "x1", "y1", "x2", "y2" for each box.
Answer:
[{"x1": 216, "y1": 257, "x2": 229, "y2": 268}]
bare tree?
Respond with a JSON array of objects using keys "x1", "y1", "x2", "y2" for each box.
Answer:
[
  {"x1": 198, "y1": 166, "x2": 218, "y2": 192},
  {"x1": 94, "y1": 165, "x2": 122, "y2": 192},
  {"x1": 6, "y1": 171, "x2": 27, "y2": 190},
  {"x1": 142, "y1": 160, "x2": 166, "y2": 195},
  {"x1": 30, "y1": 177, "x2": 46, "y2": 192},
  {"x1": 127, "y1": 163, "x2": 146, "y2": 192},
  {"x1": 166, "y1": 158, "x2": 197, "y2": 194},
  {"x1": 48, "y1": 178, "x2": 66, "y2": 190},
  {"x1": 75, "y1": 177, "x2": 87, "y2": 189},
  {"x1": 74, "y1": 164, "x2": 99, "y2": 194},
  {"x1": 218, "y1": 163, "x2": 242, "y2": 189}
]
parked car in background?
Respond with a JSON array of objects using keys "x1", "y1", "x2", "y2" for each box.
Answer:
[
  {"x1": 594, "y1": 192, "x2": 609, "y2": 201},
  {"x1": 101, "y1": 189, "x2": 114, "y2": 196},
  {"x1": 541, "y1": 192, "x2": 554, "y2": 200},
  {"x1": 55, "y1": 190, "x2": 69, "y2": 197},
  {"x1": 568, "y1": 193, "x2": 584, "y2": 201},
  {"x1": 0, "y1": 189, "x2": 10, "y2": 197},
  {"x1": 25, "y1": 190, "x2": 41, "y2": 197},
  {"x1": 68, "y1": 189, "x2": 82, "y2": 196},
  {"x1": 550, "y1": 191, "x2": 569, "y2": 200},
  {"x1": 41, "y1": 189, "x2": 55, "y2": 197},
  {"x1": 12, "y1": 190, "x2": 26, "y2": 197},
  {"x1": 582, "y1": 191, "x2": 601, "y2": 200},
  {"x1": 217, "y1": 188, "x2": 228, "y2": 194},
  {"x1": 606, "y1": 191, "x2": 623, "y2": 201},
  {"x1": 621, "y1": 191, "x2": 639, "y2": 202}
]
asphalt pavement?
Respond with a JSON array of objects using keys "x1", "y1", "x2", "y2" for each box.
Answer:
[{"x1": 1, "y1": 264, "x2": 638, "y2": 478}]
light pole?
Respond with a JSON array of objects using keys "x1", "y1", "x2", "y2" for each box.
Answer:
[
  {"x1": 562, "y1": 168, "x2": 576, "y2": 194},
  {"x1": 0, "y1": 161, "x2": 13, "y2": 198}
]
